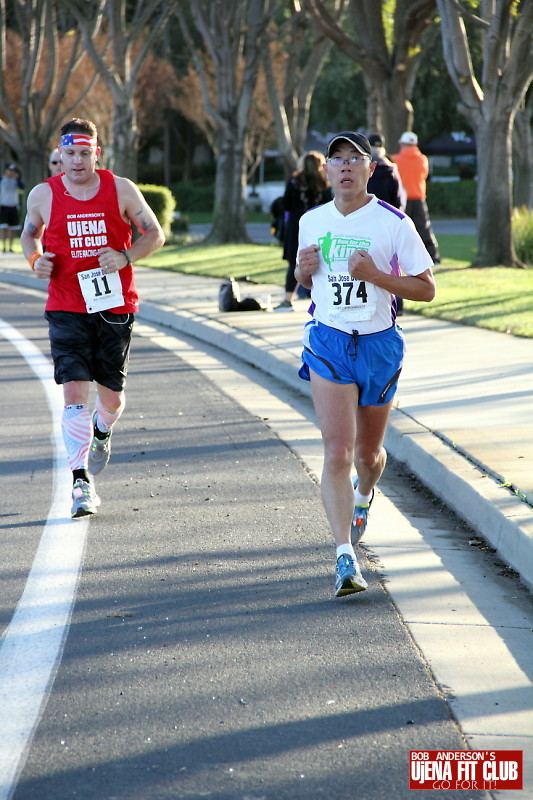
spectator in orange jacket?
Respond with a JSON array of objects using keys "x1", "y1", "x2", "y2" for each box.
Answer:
[{"x1": 392, "y1": 132, "x2": 440, "y2": 264}]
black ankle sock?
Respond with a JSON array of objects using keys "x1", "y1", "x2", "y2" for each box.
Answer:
[
  {"x1": 73, "y1": 469, "x2": 90, "y2": 484},
  {"x1": 93, "y1": 424, "x2": 110, "y2": 440}
]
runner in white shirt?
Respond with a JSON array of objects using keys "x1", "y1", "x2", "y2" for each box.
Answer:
[{"x1": 295, "y1": 131, "x2": 436, "y2": 598}]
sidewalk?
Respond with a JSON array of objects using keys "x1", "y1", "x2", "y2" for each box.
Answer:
[{"x1": 1, "y1": 254, "x2": 532, "y2": 593}]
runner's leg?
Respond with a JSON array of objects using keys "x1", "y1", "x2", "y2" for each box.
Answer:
[
  {"x1": 310, "y1": 371, "x2": 358, "y2": 547},
  {"x1": 354, "y1": 401, "x2": 392, "y2": 496}
]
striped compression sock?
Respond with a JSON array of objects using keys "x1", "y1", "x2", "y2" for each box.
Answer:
[
  {"x1": 62, "y1": 404, "x2": 92, "y2": 471},
  {"x1": 94, "y1": 393, "x2": 125, "y2": 435}
]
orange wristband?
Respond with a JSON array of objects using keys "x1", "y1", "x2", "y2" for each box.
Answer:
[{"x1": 28, "y1": 251, "x2": 41, "y2": 271}]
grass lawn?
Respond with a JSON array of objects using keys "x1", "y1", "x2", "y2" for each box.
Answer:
[
  {"x1": 407, "y1": 263, "x2": 533, "y2": 338},
  {"x1": 141, "y1": 229, "x2": 533, "y2": 339},
  {"x1": 142, "y1": 241, "x2": 287, "y2": 286}
]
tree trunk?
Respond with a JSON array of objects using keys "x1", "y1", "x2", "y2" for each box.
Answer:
[
  {"x1": 207, "y1": 127, "x2": 250, "y2": 244},
  {"x1": 178, "y1": 0, "x2": 267, "y2": 245},
  {"x1": 306, "y1": 0, "x2": 434, "y2": 151},
  {"x1": 23, "y1": 155, "x2": 47, "y2": 198},
  {"x1": 17, "y1": 145, "x2": 50, "y2": 217},
  {"x1": 111, "y1": 102, "x2": 138, "y2": 180},
  {"x1": 262, "y1": 46, "x2": 299, "y2": 175},
  {"x1": 436, "y1": 0, "x2": 533, "y2": 268},
  {"x1": 363, "y1": 70, "x2": 414, "y2": 152},
  {"x1": 363, "y1": 71, "x2": 414, "y2": 151},
  {"x1": 11, "y1": 139, "x2": 49, "y2": 193},
  {"x1": 474, "y1": 116, "x2": 518, "y2": 267},
  {"x1": 513, "y1": 94, "x2": 533, "y2": 208},
  {"x1": 381, "y1": 74, "x2": 415, "y2": 153}
]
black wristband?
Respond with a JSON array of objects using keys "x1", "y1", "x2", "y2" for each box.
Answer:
[{"x1": 120, "y1": 249, "x2": 131, "y2": 267}]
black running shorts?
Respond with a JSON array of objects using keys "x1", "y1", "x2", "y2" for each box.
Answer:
[
  {"x1": 0, "y1": 205, "x2": 20, "y2": 228},
  {"x1": 45, "y1": 310, "x2": 134, "y2": 391}
]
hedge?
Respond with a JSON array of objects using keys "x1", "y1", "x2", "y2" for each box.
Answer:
[
  {"x1": 138, "y1": 184, "x2": 176, "y2": 237},
  {"x1": 427, "y1": 179, "x2": 477, "y2": 217},
  {"x1": 163, "y1": 177, "x2": 478, "y2": 218},
  {"x1": 170, "y1": 180, "x2": 215, "y2": 213},
  {"x1": 512, "y1": 206, "x2": 533, "y2": 265}
]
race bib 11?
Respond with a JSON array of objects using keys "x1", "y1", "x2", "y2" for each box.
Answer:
[{"x1": 77, "y1": 267, "x2": 124, "y2": 314}]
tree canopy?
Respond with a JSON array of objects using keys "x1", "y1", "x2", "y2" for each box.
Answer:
[
  {"x1": 0, "y1": 0, "x2": 531, "y2": 261},
  {"x1": 437, "y1": 0, "x2": 533, "y2": 266}
]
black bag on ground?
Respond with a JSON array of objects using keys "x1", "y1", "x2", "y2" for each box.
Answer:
[
  {"x1": 237, "y1": 297, "x2": 262, "y2": 311},
  {"x1": 219, "y1": 278, "x2": 263, "y2": 312},
  {"x1": 219, "y1": 278, "x2": 241, "y2": 311}
]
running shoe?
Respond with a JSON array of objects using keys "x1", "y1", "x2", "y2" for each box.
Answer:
[
  {"x1": 88, "y1": 411, "x2": 112, "y2": 475},
  {"x1": 334, "y1": 554, "x2": 368, "y2": 597},
  {"x1": 350, "y1": 477, "x2": 374, "y2": 545},
  {"x1": 71, "y1": 478, "x2": 100, "y2": 518},
  {"x1": 273, "y1": 300, "x2": 294, "y2": 312}
]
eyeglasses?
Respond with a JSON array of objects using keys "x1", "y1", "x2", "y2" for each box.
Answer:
[{"x1": 327, "y1": 155, "x2": 369, "y2": 166}]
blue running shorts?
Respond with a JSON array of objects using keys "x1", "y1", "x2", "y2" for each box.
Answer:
[{"x1": 299, "y1": 319, "x2": 405, "y2": 406}]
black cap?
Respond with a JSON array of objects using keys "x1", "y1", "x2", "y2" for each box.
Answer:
[
  {"x1": 326, "y1": 131, "x2": 372, "y2": 159},
  {"x1": 368, "y1": 134, "x2": 384, "y2": 148}
]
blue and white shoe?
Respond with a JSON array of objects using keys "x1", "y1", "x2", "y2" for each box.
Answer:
[
  {"x1": 351, "y1": 478, "x2": 374, "y2": 545},
  {"x1": 334, "y1": 554, "x2": 368, "y2": 597}
]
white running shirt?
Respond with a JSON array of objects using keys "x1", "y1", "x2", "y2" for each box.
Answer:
[{"x1": 298, "y1": 196, "x2": 433, "y2": 334}]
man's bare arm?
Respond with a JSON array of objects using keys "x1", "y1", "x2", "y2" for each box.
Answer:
[
  {"x1": 20, "y1": 185, "x2": 47, "y2": 256},
  {"x1": 97, "y1": 177, "x2": 166, "y2": 273},
  {"x1": 348, "y1": 250, "x2": 436, "y2": 303},
  {"x1": 118, "y1": 177, "x2": 165, "y2": 259},
  {"x1": 20, "y1": 184, "x2": 55, "y2": 278}
]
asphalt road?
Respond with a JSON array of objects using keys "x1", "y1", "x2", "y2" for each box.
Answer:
[{"x1": 0, "y1": 285, "x2": 494, "y2": 800}]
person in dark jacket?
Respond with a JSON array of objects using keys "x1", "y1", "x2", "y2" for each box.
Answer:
[
  {"x1": 367, "y1": 134, "x2": 405, "y2": 210},
  {"x1": 367, "y1": 134, "x2": 406, "y2": 314},
  {"x1": 274, "y1": 151, "x2": 332, "y2": 311}
]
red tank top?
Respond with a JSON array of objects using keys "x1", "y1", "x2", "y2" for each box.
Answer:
[{"x1": 44, "y1": 169, "x2": 138, "y2": 313}]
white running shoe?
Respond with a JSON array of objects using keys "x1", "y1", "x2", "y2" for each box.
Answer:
[
  {"x1": 71, "y1": 478, "x2": 100, "y2": 518},
  {"x1": 88, "y1": 411, "x2": 112, "y2": 475}
]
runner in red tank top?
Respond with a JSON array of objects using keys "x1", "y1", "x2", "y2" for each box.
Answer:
[
  {"x1": 21, "y1": 118, "x2": 165, "y2": 518},
  {"x1": 44, "y1": 168, "x2": 138, "y2": 313}
]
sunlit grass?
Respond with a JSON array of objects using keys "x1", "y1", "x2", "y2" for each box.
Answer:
[
  {"x1": 435, "y1": 234, "x2": 477, "y2": 266},
  {"x1": 406, "y1": 265, "x2": 533, "y2": 338},
  {"x1": 142, "y1": 242, "x2": 287, "y2": 285},
  {"x1": 140, "y1": 231, "x2": 533, "y2": 339}
]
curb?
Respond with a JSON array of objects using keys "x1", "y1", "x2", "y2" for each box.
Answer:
[{"x1": 2, "y1": 268, "x2": 532, "y2": 593}]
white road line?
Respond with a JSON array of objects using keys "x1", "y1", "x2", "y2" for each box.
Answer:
[{"x1": 0, "y1": 319, "x2": 90, "y2": 800}]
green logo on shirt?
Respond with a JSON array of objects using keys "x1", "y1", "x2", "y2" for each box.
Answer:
[{"x1": 318, "y1": 232, "x2": 371, "y2": 271}]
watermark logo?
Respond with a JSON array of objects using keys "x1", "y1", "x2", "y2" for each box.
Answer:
[{"x1": 409, "y1": 751, "x2": 523, "y2": 791}]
